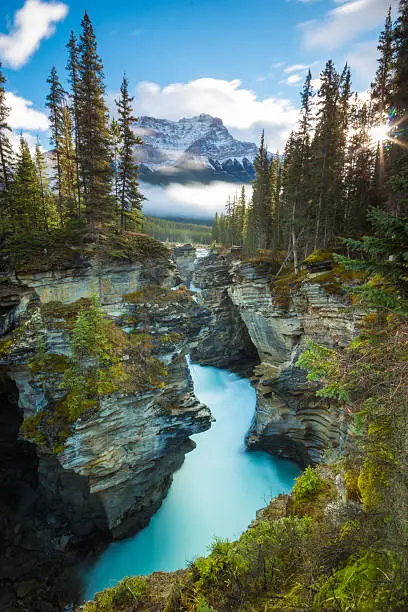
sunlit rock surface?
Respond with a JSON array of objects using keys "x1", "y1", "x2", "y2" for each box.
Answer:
[{"x1": 193, "y1": 253, "x2": 361, "y2": 465}]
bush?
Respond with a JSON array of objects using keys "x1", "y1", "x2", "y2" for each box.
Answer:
[
  {"x1": 314, "y1": 552, "x2": 405, "y2": 611},
  {"x1": 292, "y1": 466, "x2": 322, "y2": 506}
]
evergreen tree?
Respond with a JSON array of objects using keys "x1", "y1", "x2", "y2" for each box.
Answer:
[
  {"x1": 115, "y1": 75, "x2": 143, "y2": 232},
  {"x1": 211, "y1": 212, "x2": 219, "y2": 243},
  {"x1": 35, "y1": 143, "x2": 58, "y2": 232},
  {"x1": 344, "y1": 98, "x2": 373, "y2": 233},
  {"x1": 372, "y1": 8, "x2": 394, "y2": 123},
  {"x1": 46, "y1": 66, "x2": 66, "y2": 226},
  {"x1": 0, "y1": 62, "x2": 14, "y2": 229},
  {"x1": 60, "y1": 105, "x2": 79, "y2": 217},
  {"x1": 11, "y1": 138, "x2": 42, "y2": 232},
  {"x1": 77, "y1": 12, "x2": 113, "y2": 232},
  {"x1": 66, "y1": 31, "x2": 82, "y2": 210},
  {"x1": 389, "y1": 0, "x2": 408, "y2": 216},
  {"x1": 111, "y1": 118, "x2": 121, "y2": 203},
  {"x1": 252, "y1": 131, "x2": 272, "y2": 249},
  {"x1": 310, "y1": 60, "x2": 349, "y2": 248}
]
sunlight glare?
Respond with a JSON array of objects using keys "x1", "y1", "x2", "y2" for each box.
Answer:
[{"x1": 370, "y1": 124, "x2": 389, "y2": 143}]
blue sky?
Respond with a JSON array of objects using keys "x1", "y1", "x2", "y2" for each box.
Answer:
[
  {"x1": 0, "y1": 0, "x2": 395, "y2": 149},
  {"x1": 0, "y1": 0, "x2": 395, "y2": 217}
]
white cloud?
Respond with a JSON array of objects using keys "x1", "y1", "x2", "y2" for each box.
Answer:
[
  {"x1": 5, "y1": 92, "x2": 49, "y2": 131},
  {"x1": 287, "y1": 74, "x2": 303, "y2": 85},
  {"x1": 142, "y1": 181, "x2": 252, "y2": 219},
  {"x1": 284, "y1": 64, "x2": 310, "y2": 73},
  {"x1": 300, "y1": 0, "x2": 397, "y2": 50},
  {"x1": 9, "y1": 130, "x2": 38, "y2": 154},
  {"x1": 132, "y1": 78, "x2": 299, "y2": 150},
  {"x1": 346, "y1": 40, "x2": 378, "y2": 82},
  {"x1": 0, "y1": 0, "x2": 68, "y2": 69}
]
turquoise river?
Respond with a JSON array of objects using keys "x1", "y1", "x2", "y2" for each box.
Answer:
[{"x1": 83, "y1": 359, "x2": 301, "y2": 600}]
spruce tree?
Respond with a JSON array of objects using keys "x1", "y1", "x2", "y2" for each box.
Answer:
[
  {"x1": 372, "y1": 8, "x2": 394, "y2": 123},
  {"x1": 35, "y1": 143, "x2": 58, "y2": 232},
  {"x1": 77, "y1": 11, "x2": 113, "y2": 232},
  {"x1": 344, "y1": 98, "x2": 373, "y2": 233},
  {"x1": 310, "y1": 60, "x2": 349, "y2": 248},
  {"x1": 389, "y1": 0, "x2": 408, "y2": 216},
  {"x1": 252, "y1": 131, "x2": 272, "y2": 250},
  {"x1": 12, "y1": 138, "x2": 42, "y2": 232},
  {"x1": 66, "y1": 31, "x2": 82, "y2": 210},
  {"x1": 60, "y1": 105, "x2": 79, "y2": 217},
  {"x1": 115, "y1": 75, "x2": 143, "y2": 232},
  {"x1": 111, "y1": 118, "x2": 121, "y2": 203},
  {"x1": 46, "y1": 66, "x2": 66, "y2": 226},
  {"x1": 0, "y1": 62, "x2": 14, "y2": 229}
]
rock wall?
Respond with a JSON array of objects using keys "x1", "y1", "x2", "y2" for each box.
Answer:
[
  {"x1": 190, "y1": 252, "x2": 258, "y2": 369},
  {"x1": 0, "y1": 255, "x2": 212, "y2": 609},
  {"x1": 193, "y1": 253, "x2": 361, "y2": 465}
]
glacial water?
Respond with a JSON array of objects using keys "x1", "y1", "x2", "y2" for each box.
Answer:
[{"x1": 82, "y1": 360, "x2": 300, "y2": 600}]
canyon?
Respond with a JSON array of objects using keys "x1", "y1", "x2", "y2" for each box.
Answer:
[{"x1": 0, "y1": 244, "x2": 359, "y2": 610}]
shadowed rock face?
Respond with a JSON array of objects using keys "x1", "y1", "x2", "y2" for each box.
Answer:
[
  {"x1": 190, "y1": 253, "x2": 258, "y2": 370},
  {"x1": 192, "y1": 253, "x2": 361, "y2": 465}
]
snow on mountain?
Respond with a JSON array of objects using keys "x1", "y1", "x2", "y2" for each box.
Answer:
[{"x1": 134, "y1": 114, "x2": 258, "y2": 185}]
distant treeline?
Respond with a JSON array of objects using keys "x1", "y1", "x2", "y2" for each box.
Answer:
[{"x1": 143, "y1": 216, "x2": 212, "y2": 244}]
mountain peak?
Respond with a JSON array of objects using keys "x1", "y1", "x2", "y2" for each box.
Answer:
[{"x1": 135, "y1": 113, "x2": 257, "y2": 185}]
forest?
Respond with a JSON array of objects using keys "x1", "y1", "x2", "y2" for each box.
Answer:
[
  {"x1": 0, "y1": 11, "x2": 144, "y2": 262},
  {"x1": 211, "y1": 6, "x2": 407, "y2": 270},
  {"x1": 143, "y1": 216, "x2": 211, "y2": 245}
]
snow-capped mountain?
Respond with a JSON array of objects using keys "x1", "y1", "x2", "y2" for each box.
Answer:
[{"x1": 134, "y1": 114, "x2": 257, "y2": 185}]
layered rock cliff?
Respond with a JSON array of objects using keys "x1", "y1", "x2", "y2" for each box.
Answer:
[
  {"x1": 192, "y1": 252, "x2": 361, "y2": 465},
  {"x1": 0, "y1": 253, "x2": 212, "y2": 609}
]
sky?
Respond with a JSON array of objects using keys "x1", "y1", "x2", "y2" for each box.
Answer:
[{"x1": 0, "y1": 0, "x2": 396, "y2": 218}]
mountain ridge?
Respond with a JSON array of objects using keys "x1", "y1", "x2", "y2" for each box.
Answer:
[{"x1": 135, "y1": 114, "x2": 257, "y2": 185}]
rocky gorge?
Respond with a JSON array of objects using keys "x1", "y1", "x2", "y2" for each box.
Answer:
[
  {"x1": 0, "y1": 242, "x2": 361, "y2": 611},
  {"x1": 191, "y1": 251, "x2": 362, "y2": 466},
  {"x1": 0, "y1": 246, "x2": 212, "y2": 610}
]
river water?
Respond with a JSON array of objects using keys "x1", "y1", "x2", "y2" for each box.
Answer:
[{"x1": 82, "y1": 360, "x2": 300, "y2": 600}]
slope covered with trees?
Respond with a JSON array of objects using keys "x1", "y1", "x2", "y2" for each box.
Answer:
[
  {"x1": 0, "y1": 11, "x2": 152, "y2": 271},
  {"x1": 212, "y1": 2, "x2": 407, "y2": 266}
]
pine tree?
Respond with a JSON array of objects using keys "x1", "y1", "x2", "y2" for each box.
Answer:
[
  {"x1": 252, "y1": 131, "x2": 272, "y2": 250},
  {"x1": 12, "y1": 138, "x2": 42, "y2": 232},
  {"x1": 35, "y1": 143, "x2": 58, "y2": 232},
  {"x1": 66, "y1": 31, "x2": 82, "y2": 211},
  {"x1": 372, "y1": 8, "x2": 394, "y2": 123},
  {"x1": 211, "y1": 211, "x2": 219, "y2": 243},
  {"x1": 0, "y1": 62, "x2": 14, "y2": 229},
  {"x1": 115, "y1": 75, "x2": 143, "y2": 232},
  {"x1": 389, "y1": 0, "x2": 408, "y2": 216},
  {"x1": 60, "y1": 105, "x2": 79, "y2": 217},
  {"x1": 344, "y1": 98, "x2": 373, "y2": 233},
  {"x1": 46, "y1": 66, "x2": 66, "y2": 226},
  {"x1": 111, "y1": 118, "x2": 121, "y2": 203},
  {"x1": 310, "y1": 60, "x2": 349, "y2": 248},
  {"x1": 77, "y1": 12, "x2": 113, "y2": 232}
]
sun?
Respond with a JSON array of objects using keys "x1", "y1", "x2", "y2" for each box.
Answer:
[{"x1": 370, "y1": 124, "x2": 390, "y2": 143}]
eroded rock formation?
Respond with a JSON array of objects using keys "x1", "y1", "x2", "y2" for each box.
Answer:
[
  {"x1": 0, "y1": 256, "x2": 212, "y2": 609},
  {"x1": 192, "y1": 252, "x2": 362, "y2": 465}
]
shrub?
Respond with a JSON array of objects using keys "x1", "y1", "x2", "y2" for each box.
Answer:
[
  {"x1": 83, "y1": 576, "x2": 148, "y2": 611},
  {"x1": 314, "y1": 552, "x2": 405, "y2": 611},
  {"x1": 292, "y1": 466, "x2": 322, "y2": 506}
]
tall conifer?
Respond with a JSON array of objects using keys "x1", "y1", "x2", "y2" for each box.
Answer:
[
  {"x1": 0, "y1": 62, "x2": 14, "y2": 228},
  {"x1": 77, "y1": 12, "x2": 113, "y2": 232},
  {"x1": 46, "y1": 66, "x2": 66, "y2": 226},
  {"x1": 115, "y1": 75, "x2": 143, "y2": 232},
  {"x1": 66, "y1": 31, "x2": 82, "y2": 210}
]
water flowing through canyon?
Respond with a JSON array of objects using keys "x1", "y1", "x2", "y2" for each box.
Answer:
[{"x1": 82, "y1": 360, "x2": 300, "y2": 601}]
